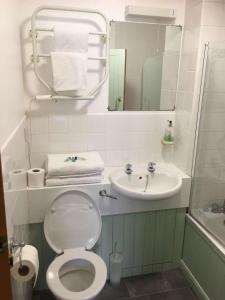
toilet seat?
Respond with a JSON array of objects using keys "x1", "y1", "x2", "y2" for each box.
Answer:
[
  {"x1": 47, "y1": 248, "x2": 107, "y2": 300},
  {"x1": 44, "y1": 190, "x2": 102, "y2": 254},
  {"x1": 44, "y1": 190, "x2": 107, "y2": 299}
]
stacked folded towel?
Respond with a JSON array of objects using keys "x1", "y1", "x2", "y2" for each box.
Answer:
[{"x1": 46, "y1": 152, "x2": 104, "y2": 186}]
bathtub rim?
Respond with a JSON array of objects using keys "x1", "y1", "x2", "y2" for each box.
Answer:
[
  {"x1": 179, "y1": 214, "x2": 225, "y2": 300},
  {"x1": 186, "y1": 214, "x2": 225, "y2": 262}
]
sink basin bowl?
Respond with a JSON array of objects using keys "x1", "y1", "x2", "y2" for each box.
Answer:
[{"x1": 110, "y1": 165, "x2": 182, "y2": 200}]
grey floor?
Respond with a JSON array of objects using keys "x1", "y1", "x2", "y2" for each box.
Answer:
[{"x1": 33, "y1": 269, "x2": 198, "y2": 300}]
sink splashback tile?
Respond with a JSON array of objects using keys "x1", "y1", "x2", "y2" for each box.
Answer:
[{"x1": 29, "y1": 112, "x2": 175, "y2": 168}]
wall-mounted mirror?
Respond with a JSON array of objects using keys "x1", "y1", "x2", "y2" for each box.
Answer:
[{"x1": 108, "y1": 21, "x2": 182, "y2": 111}]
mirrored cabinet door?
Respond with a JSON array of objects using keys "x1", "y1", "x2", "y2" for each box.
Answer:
[{"x1": 108, "y1": 21, "x2": 182, "y2": 111}]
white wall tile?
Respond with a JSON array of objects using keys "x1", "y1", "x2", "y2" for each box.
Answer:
[
  {"x1": 87, "y1": 133, "x2": 105, "y2": 151},
  {"x1": 30, "y1": 153, "x2": 47, "y2": 168},
  {"x1": 105, "y1": 150, "x2": 123, "y2": 166},
  {"x1": 31, "y1": 134, "x2": 49, "y2": 153},
  {"x1": 49, "y1": 134, "x2": 70, "y2": 152},
  {"x1": 106, "y1": 115, "x2": 129, "y2": 133},
  {"x1": 31, "y1": 115, "x2": 49, "y2": 134},
  {"x1": 49, "y1": 115, "x2": 69, "y2": 133},
  {"x1": 87, "y1": 114, "x2": 106, "y2": 133},
  {"x1": 202, "y1": 1, "x2": 225, "y2": 27},
  {"x1": 68, "y1": 133, "x2": 88, "y2": 152},
  {"x1": 105, "y1": 132, "x2": 125, "y2": 151},
  {"x1": 200, "y1": 26, "x2": 225, "y2": 43},
  {"x1": 69, "y1": 114, "x2": 88, "y2": 133},
  {"x1": 200, "y1": 112, "x2": 225, "y2": 131}
]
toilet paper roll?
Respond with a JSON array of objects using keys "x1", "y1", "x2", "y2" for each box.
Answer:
[
  {"x1": 14, "y1": 245, "x2": 39, "y2": 287},
  {"x1": 27, "y1": 168, "x2": 45, "y2": 188},
  {"x1": 11, "y1": 260, "x2": 35, "y2": 300},
  {"x1": 9, "y1": 169, "x2": 27, "y2": 189}
]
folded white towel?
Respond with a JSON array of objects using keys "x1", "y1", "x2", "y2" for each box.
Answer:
[
  {"x1": 51, "y1": 51, "x2": 87, "y2": 92},
  {"x1": 46, "y1": 172, "x2": 102, "y2": 179},
  {"x1": 47, "y1": 152, "x2": 104, "y2": 177},
  {"x1": 46, "y1": 174, "x2": 103, "y2": 186},
  {"x1": 54, "y1": 27, "x2": 88, "y2": 53}
]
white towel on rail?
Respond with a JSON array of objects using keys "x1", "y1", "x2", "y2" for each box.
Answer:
[
  {"x1": 54, "y1": 27, "x2": 88, "y2": 53},
  {"x1": 51, "y1": 51, "x2": 87, "y2": 91},
  {"x1": 46, "y1": 151, "x2": 104, "y2": 177}
]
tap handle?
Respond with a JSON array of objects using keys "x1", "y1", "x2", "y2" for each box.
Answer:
[
  {"x1": 148, "y1": 162, "x2": 156, "y2": 167},
  {"x1": 125, "y1": 163, "x2": 133, "y2": 174},
  {"x1": 126, "y1": 163, "x2": 132, "y2": 170},
  {"x1": 212, "y1": 203, "x2": 219, "y2": 213}
]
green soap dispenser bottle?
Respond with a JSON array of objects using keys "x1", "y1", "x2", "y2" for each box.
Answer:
[{"x1": 163, "y1": 120, "x2": 174, "y2": 143}]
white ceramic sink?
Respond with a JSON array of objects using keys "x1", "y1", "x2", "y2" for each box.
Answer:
[{"x1": 110, "y1": 164, "x2": 182, "y2": 200}]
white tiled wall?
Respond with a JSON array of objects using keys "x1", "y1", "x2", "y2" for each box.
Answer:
[
  {"x1": 0, "y1": 0, "x2": 25, "y2": 147},
  {"x1": 30, "y1": 110, "x2": 175, "y2": 168},
  {"x1": 20, "y1": 0, "x2": 185, "y2": 112},
  {"x1": 19, "y1": 0, "x2": 183, "y2": 168},
  {"x1": 192, "y1": 46, "x2": 225, "y2": 210},
  {"x1": 175, "y1": 0, "x2": 225, "y2": 176},
  {"x1": 175, "y1": 0, "x2": 203, "y2": 174},
  {"x1": 1, "y1": 118, "x2": 30, "y2": 244},
  {"x1": 174, "y1": 0, "x2": 225, "y2": 211}
]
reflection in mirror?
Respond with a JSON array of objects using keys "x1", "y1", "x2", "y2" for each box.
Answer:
[{"x1": 108, "y1": 21, "x2": 182, "y2": 111}]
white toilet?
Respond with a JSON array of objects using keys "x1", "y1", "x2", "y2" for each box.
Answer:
[{"x1": 44, "y1": 189, "x2": 107, "y2": 300}]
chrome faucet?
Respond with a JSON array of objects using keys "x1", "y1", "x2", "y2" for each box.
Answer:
[
  {"x1": 99, "y1": 189, "x2": 118, "y2": 200},
  {"x1": 147, "y1": 162, "x2": 156, "y2": 173},
  {"x1": 212, "y1": 200, "x2": 225, "y2": 213},
  {"x1": 125, "y1": 163, "x2": 133, "y2": 175}
]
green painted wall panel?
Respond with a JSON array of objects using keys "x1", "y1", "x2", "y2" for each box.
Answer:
[
  {"x1": 112, "y1": 214, "x2": 124, "y2": 253},
  {"x1": 173, "y1": 208, "x2": 186, "y2": 266},
  {"x1": 123, "y1": 214, "x2": 135, "y2": 268},
  {"x1": 101, "y1": 216, "x2": 113, "y2": 271},
  {"x1": 161, "y1": 209, "x2": 176, "y2": 262},
  {"x1": 182, "y1": 218, "x2": 225, "y2": 300},
  {"x1": 134, "y1": 213, "x2": 145, "y2": 267},
  {"x1": 143, "y1": 211, "x2": 156, "y2": 265},
  {"x1": 154, "y1": 210, "x2": 166, "y2": 263},
  {"x1": 31, "y1": 208, "x2": 186, "y2": 291}
]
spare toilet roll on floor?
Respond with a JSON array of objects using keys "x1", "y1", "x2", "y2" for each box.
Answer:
[
  {"x1": 28, "y1": 168, "x2": 45, "y2": 188},
  {"x1": 11, "y1": 245, "x2": 39, "y2": 300},
  {"x1": 9, "y1": 169, "x2": 27, "y2": 189}
]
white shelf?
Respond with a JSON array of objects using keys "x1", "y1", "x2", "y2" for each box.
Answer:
[{"x1": 161, "y1": 139, "x2": 175, "y2": 145}]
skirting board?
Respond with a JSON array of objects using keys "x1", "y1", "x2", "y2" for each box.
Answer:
[{"x1": 180, "y1": 259, "x2": 210, "y2": 300}]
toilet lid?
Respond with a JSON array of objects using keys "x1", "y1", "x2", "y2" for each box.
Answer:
[{"x1": 44, "y1": 190, "x2": 102, "y2": 254}]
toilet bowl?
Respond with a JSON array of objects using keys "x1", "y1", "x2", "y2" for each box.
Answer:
[{"x1": 44, "y1": 190, "x2": 107, "y2": 300}]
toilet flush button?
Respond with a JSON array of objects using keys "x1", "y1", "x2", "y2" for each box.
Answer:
[
  {"x1": 89, "y1": 204, "x2": 93, "y2": 209},
  {"x1": 51, "y1": 207, "x2": 55, "y2": 213}
]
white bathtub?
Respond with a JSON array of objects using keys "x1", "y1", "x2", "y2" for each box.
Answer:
[{"x1": 190, "y1": 210, "x2": 225, "y2": 256}]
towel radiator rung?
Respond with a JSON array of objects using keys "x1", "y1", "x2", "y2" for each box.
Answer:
[
  {"x1": 31, "y1": 53, "x2": 106, "y2": 62},
  {"x1": 30, "y1": 28, "x2": 106, "y2": 37}
]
